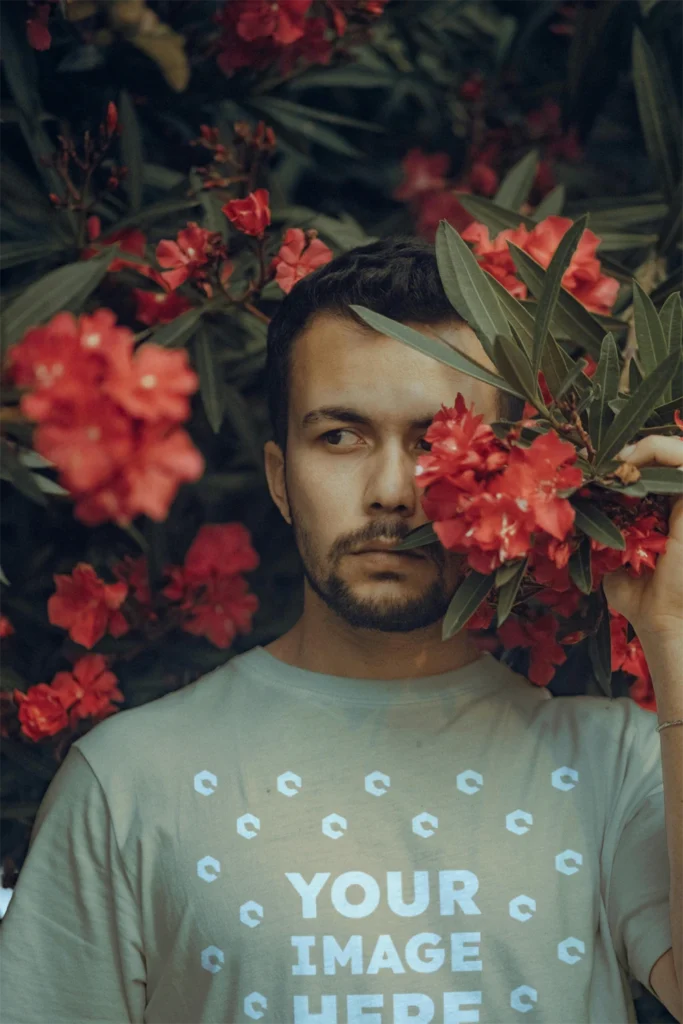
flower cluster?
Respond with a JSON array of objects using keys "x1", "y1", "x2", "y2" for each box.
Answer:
[
  {"x1": 462, "y1": 216, "x2": 619, "y2": 315},
  {"x1": 162, "y1": 523, "x2": 260, "y2": 648},
  {"x1": 395, "y1": 99, "x2": 583, "y2": 242},
  {"x1": 417, "y1": 395, "x2": 671, "y2": 690},
  {"x1": 12, "y1": 655, "x2": 123, "y2": 743},
  {"x1": 215, "y1": 0, "x2": 388, "y2": 77},
  {"x1": 6, "y1": 309, "x2": 204, "y2": 525}
]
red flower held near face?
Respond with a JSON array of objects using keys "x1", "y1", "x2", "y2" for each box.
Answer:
[
  {"x1": 222, "y1": 189, "x2": 271, "y2": 238},
  {"x1": 272, "y1": 228, "x2": 333, "y2": 294},
  {"x1": 47, "y1": 563, "x2": 129, "y2": 649},
  {"x1": 498, "y1": 613, "x2": 567, "y2": 687}
]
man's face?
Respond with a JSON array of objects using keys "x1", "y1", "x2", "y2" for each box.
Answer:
[{"x1": 264, "y1": 312, "x2": 500, "y2": 633}]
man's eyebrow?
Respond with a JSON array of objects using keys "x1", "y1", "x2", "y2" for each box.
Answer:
[{"x1": 301, "y1": 406, "x2": 435, "y2": 429}]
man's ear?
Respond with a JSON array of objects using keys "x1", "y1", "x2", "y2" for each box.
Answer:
[{"x1": 264, "y1": 440, "x2": 291, "y2": 524}]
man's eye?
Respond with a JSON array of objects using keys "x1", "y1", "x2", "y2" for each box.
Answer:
[
  {"x1": 418, "y1": 438, "x2": 432, "y2": 452},
  {"x1": 321, "y1": 429, "x2": 358, "y2": 447}
]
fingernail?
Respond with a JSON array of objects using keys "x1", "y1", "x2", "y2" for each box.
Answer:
[{"x1": 618, "y1": 443, "x2": 636, "y2": 460}]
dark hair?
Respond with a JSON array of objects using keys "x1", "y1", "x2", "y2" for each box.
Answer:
[{"x1": 265, "y1": 235, "x2": 521, "y2": 451}]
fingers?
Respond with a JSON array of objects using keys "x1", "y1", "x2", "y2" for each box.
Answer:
[{"x1": 618, "y1": 435, "x2": 683, "y2": 468}]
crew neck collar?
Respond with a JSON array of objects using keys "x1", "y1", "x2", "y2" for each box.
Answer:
[{"x1": 234, "y1": 646, "x2": 524, "y2": 706}]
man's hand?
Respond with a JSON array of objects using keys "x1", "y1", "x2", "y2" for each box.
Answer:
[{"x1": 603, "y1": 435, "x2": 683, "y2": 641}]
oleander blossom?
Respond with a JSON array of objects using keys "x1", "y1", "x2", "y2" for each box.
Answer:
[
  {"x1": 7, "y1": 309, "x2": 204, "y2": 525},
  {"x1": 461, "y1": 215, "x2": 619, "y2": 315},
  {"x1": 271, "y1": 228, "x2": 333, "y2": 294},
  {"x1": 47, "y1": 563, "x2": 129, "y2": 649}
]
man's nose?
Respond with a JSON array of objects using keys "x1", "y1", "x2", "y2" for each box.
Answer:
[{"x1": 364, "y1": 442, "x2": 420, "y2": 517}]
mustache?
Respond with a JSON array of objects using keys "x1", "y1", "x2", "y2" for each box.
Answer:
[{"x1": 334, "y1": 522, "x2": 445, "y2": 567}]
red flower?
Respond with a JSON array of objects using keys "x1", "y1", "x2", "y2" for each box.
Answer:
[
  {"x1": 394, "y1": 149, "x2": 450, "y2": 201},
  {"x1": 82, "y1": 227, "x2": 149, "y2": 275},
  {"x1": 34, "y1": 398, "x2": 134, "y2": 493},
  {"x1": 51, "y1": 654, "x2": 123, "y2": 727},
  {"x1": 181, "y1": 574, "x2": 259, "y2": 648},
  {"x1": 466, "y1": 162, "x2": 499, "y2": 197},
  {"x1": 14, "y1": 684, "x2": 68, "y2": 742},
  {"x1": 498, "y1": 613, "x2": 566, "y2": 686},
  {"x1": 272, "y1": 228, "x2": 333, "y2": 294},
  {"x1": 459, "y1": 73, "x2": 485, "y2": 102},
  {"x1": 183, "y1": 523, "x2": 260, "y2": 583},
  {"x1": 74, "y1": 423, "x2": 204, "y2": 526},
  {"x1": 113, "y1": 556, "x2": 153, "y2": 609},
  {"x1": 103, "y1": 344, "x2": 199, "y2": 423},
  {"x1": 503, "y1": 432, "x2": 582, "y2": 541},
  {"x1": 460, "y1": 221, "x2": 529, "y2": 299},
  {"x1": 222, "y1": 189, "x2": 271, "y2": 238},
  {"x1": 26, "y1": 3, "x2": 51, "y2": 50},
  {"x1": 280, "y1": 16, "x2": 333, "y2": 71},
  {"x1": 416, "y1": 393, "x2": 508, "y2": 493},
  {"x1": 0, "y1": 615, "x2": 15, "y2": 638},
  {"x1": 47, "y1": 564, "x2": 129, "y2": 649},
  {"x1": 235, "y1": 0, "x2": 312, "y2": 44},
  {"x1": 416, "y1": 191, "x2": 473, "y2": 241},
  {"x1": 591, "y1": 513, "x2": 667, "y2": 583},
  {"x1": 105, "y1": 102, "x2": 118, "y2": 136},
  {"x1": 133, "y1": 289, "x2": 193, "y2": 326},
  {"x1": 156, "y1": 223, "x2": 217, "y2": 291}
]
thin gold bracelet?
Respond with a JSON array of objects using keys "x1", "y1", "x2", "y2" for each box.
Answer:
[{"x1": 656, "y1": 719, "x2": 683, "y2": 733}]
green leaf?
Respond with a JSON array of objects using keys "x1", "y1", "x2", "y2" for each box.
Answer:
[
  {"x1": 288, "y1": 67, "x2": 396, "y2": 90},
  {"x1": 0, "y1": 250, "x2": 115, "y2": 356},
  {"x1": 588, "y1": 590, "x2": 612, "y2": 697},
  {"x1": 596, "y1": 232, "x2": 659, "y2": 252},
  {"x1": 632, "y1": 28, "x2": 681, "y2": 199},
  {"x1": 569, "y1": 536, "x2": 593, "y2": 594},
  {"x1": 435, "y1": 220, "x2": 510, "y2": 361},
  {"x1": 151, "y1": 307, "x2": 204, "y2": 348},
  {"x1": 586, "y1": 203, "x2": 669, "y2": 232},
  {"x1": 554, "y1": 358, "x2": 590, "y2": 400},
  {"x1": 394, "y1": 524, "x2": 440, "y2": 552},
  {"x1": 249, "y1": 98, "x2": 362, "y2": 157},
  {"x1": 222, "y1": 383, "x2": 263, "y2": 468},
  {"x1": 493, "y1": 335, "x2": 540, "y2": 408},
  {"x1": 532, "y1": 215, "x2": 588, "y2": 377},
  {"x1": 636, "y1": 467, "x2": 683, "y2": 494},
  {"x1": 495, "y1": 559, "x2": 527, "y2": 587},
  {"x1": 494, "y1": 150, "x2": 539, "y2": 211},
  {"x1": 588, "y1": 333, "x2": 620, "y2": 450},
  {"x1": 572, "y1": 499, "x2": 625, "y2": 549},
  {"x1": 442, "y1": 571, "x2": 496, "y2": 640},
  {"x1": 633, "y1": 281, "x2": 668, "y2": 378},
  {"x1": 532, "y1": 185, "x2": 566, "y2": 221},
  {"x1": 485, "y1": 274, "x2": 534, "y2": 354},
  {"x1": 0, "y1": 442, "x2": 47, "y2": 506},
  {"x1": 0, "y1": 238, "x2": 70, "y2": 270},
  {"x1": 248, "y1": 96, "x2": 385, "y2": 133},
  {"x1": 455, "y1": 194, "x2": 534, "y2": 235},
  {"x1": 657, "y1": 182, "x2": 682, "y2": 255},
  {"x1": 595, "y1": 347, "x2": 682, "y2": 469},
  {"x1": 349, "y1": 306, "x2": 522, "y2": 397},
  {"x1": 193, "y1": 327, "x2": 224, "y2": 433},
  {"x1": 508, "y1": 244, "x2": 605, "y2": 356},
  {"x1": 119, "y1": 90, "x2": 144, "y2": 212},
  {"x1": 496, "y1": 558, "x2": 527, "y2": 626},
  {"x1": 659, "y1": 291, "x2": 683, "y2": 353}
]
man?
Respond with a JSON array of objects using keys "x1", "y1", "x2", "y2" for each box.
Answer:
[{"x1": 0, "y1": 238, "x2": 680, "y2": 1023}]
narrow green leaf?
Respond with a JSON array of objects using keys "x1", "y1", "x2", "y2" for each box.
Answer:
[
  {"x1": 119, "y1": 90, "x2": 144, "y2": 212},
  {"x1": 435, "y1": 220, "x2": 510, "y2": 361},
  {"x1": 595, "y1": 347, "x2": 682, "y2": 469},
  {"x1": 350, "y1": 306, "x2": 522, "y2": 397},
  {"x1": 632, "y1": 28, "x2": 680, "y2": 199},
  {"x1": 222, "y1": 383, "x2": 263, "y2": 467},
  {"x1": 193, "y1": 327, "x2": 224, "y2": 433},
  {"x1": 554, "y1": 358, "x2": 590, "y2": 400},
  {"x1": 455, "y1": 194, "x2": 535, "y2": 235},
  {"x1": 496, "y1": 558, "x2": 527, "y2": 626},
  {"x1": 485, "y1": 274, "x2": 534, "y2": 354},
  {"x1": 532, "y1": 185, "x2": 566, "y2": 221},
  {"x1": 633, "y1": 281, "x2": 668, "y2": 377},
  {"x1": 659, "y1": 291, "x2": 683, "y2": 354},
  {"x1": 0, "y1": 442, "x2": 47, "y2": 506},
  {"x1": 588, "y1": 589, "x2": 612, "y2": 697},
  {"x1": 588, "y1": 333, "x2": 620, "y2": 449},
  {"x1": 0, "y1": 239, "x2": 70, "y2": 270},
  {"x1": 532, "y1": 215, "x2": 588, "y2": 377},
  {"x1": 151, "y1": 307, "x2": 204, "y2": 348},
  {"x1": 249, "y1": 98, "x2": 362, "y2": 157},
  {"x1": 586, "y1": 202, "x2": 669, "y2": 232},
  {"x1": 493, "y1": 335, "x2": 540, "y2": 408},
  {"x1": 569, "y1": 536, "x2": 593, "y2": 594},
  {"x1": 0, "y1": 250, "x2": 115, "y2": 356},
  {"x1": 494, "y1": 150, "x2": 539, "y2": 211},
  {"x1": 572, "y1": 499, "x2": 625, "y2": 549},
  {"x1": 442, "y1": 571, "x2": 496, "y2": 640},
  {"x1": 495, "y1": 559, "x2": 526, "y2": 587},
  {"x1": 509, "y1": 244, "x2": 606, "y2": 356},
  {"x1": 636, "y1": 467, "x2": 683, "y2": 494},
  {"x1": 394, "y1": 524, "x2": 440, "y2": 552},
  {"x1": 657, "y1": 182, "x2": 682, "y2": 255},
  {"x1": 248, "y1": 96, "x2": 385, "y2": 132}
]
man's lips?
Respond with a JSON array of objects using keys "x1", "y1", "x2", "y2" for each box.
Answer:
[{"x1": 350, "y1": 546, "x2": 425, "y2": 559}]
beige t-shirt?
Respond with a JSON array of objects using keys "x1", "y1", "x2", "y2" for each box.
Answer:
[{"x1": 0, "y1": 648, "x2": 672, "y2": 1023}]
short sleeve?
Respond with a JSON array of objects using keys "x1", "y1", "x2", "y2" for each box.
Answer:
[
  {"x1": 603, "y1": 699, "x2": 672, "y2": 999},
  {"x1": 0, "y1": 746, "x2": 146, "y2": 1023}
]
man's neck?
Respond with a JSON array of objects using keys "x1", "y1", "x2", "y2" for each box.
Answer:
[{"x1": 264, "y1": 590, "x2": 481, "y2": 680}]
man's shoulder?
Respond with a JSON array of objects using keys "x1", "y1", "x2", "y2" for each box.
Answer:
[{"x1": 538, "y1": 688, "x2": 659, "y2": 754}]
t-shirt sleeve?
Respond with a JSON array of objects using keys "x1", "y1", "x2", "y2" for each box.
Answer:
[
  {"x1": 603, "y1": 699, "x2": 672, "y2": 999},
  {"x1": 0, "y1": 745, "x2": 146, "y2": 1023}
]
